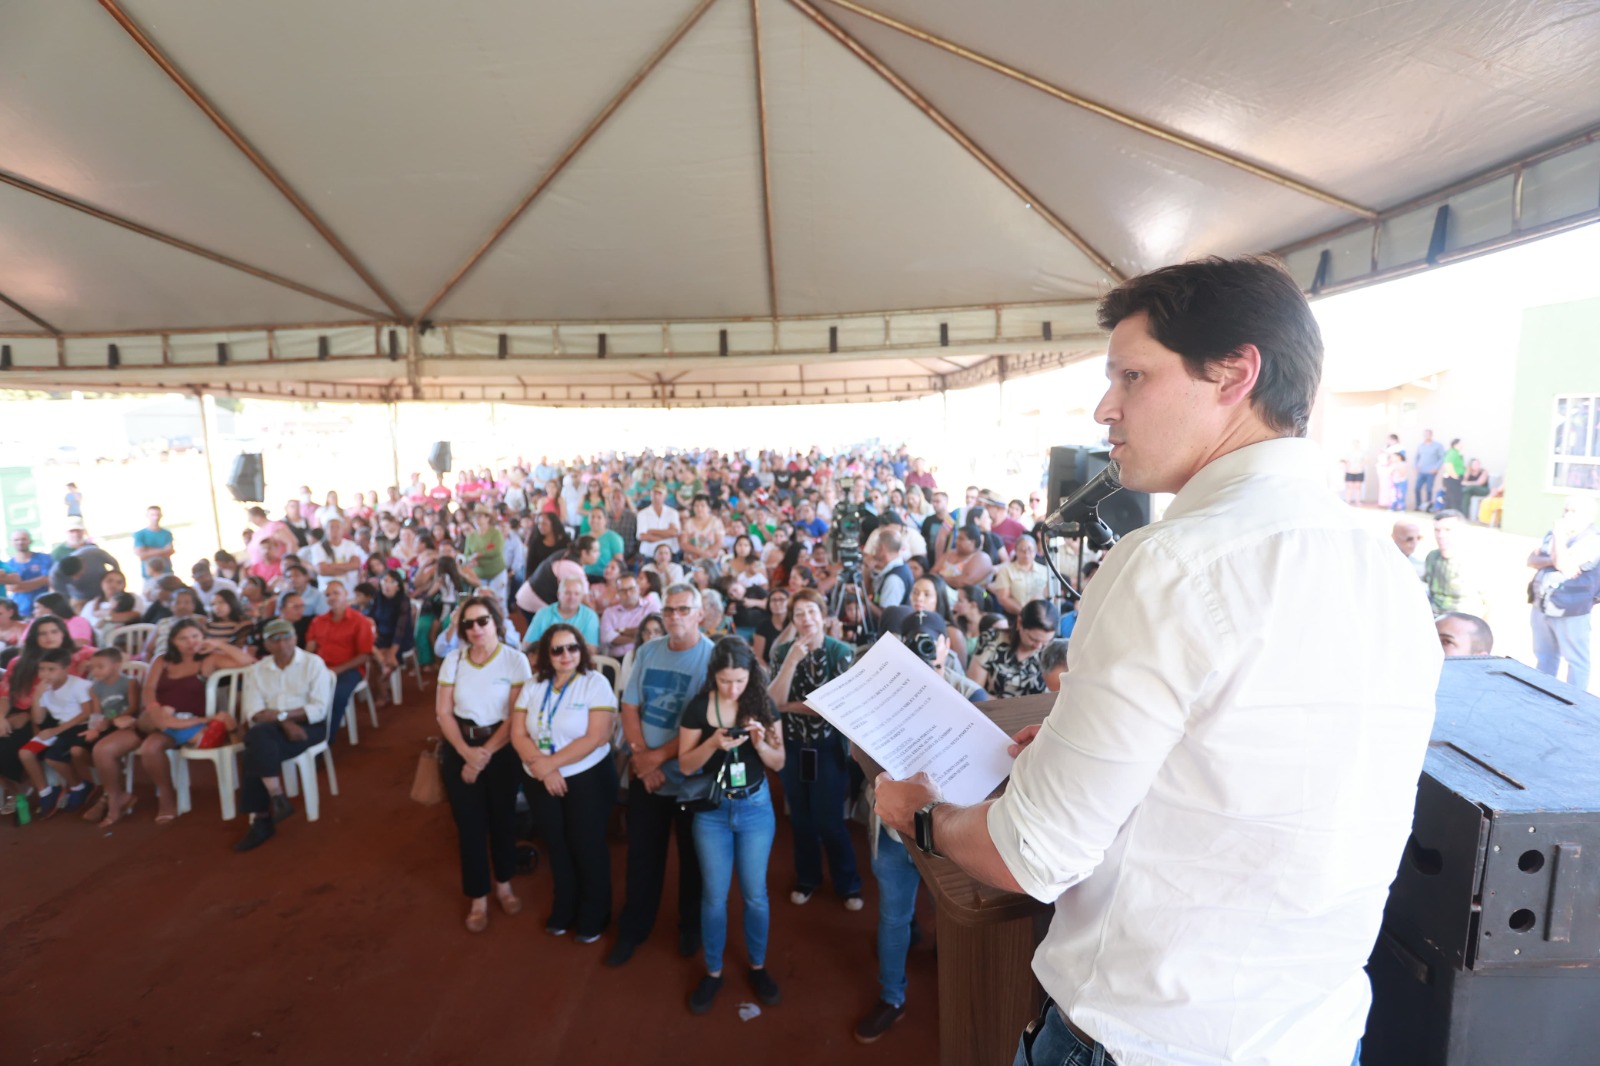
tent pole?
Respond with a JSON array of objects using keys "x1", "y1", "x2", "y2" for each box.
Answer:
[
  {"x1": 389, "y1": 401, "x2": 401, "y2": 487},
  {"x1": 195, "y1": 391, "x2": 224, "y2": 550}
]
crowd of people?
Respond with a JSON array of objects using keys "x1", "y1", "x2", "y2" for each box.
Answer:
[
  {"x1": 1341, "y1": 428, "x2": 1498, "y2": 521},
  {"x1": 6, "y1": 430, "x2": 1594, "y2": 1037},
  {"x1": 0, "y1": 444, "x2": 1086, "y2": 1036}
]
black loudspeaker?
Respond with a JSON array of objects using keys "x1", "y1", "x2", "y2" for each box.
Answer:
[
  {"x1": 427, "y1": 441, "x2": 452, "y2": 475},
  {"x1": 1046, "y1": 445, "x2": 1150, "y2": 539},
  {"x1": 1363, "y1": 657, "x2": 1600, "y2": 1065},
  {"x1": 226, "y1": 453, "x2": 265, "y2": 503}
]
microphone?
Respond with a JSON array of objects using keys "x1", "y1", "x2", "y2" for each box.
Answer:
[{"x1": 1042, "y1": 460, "x2": 1123, "y2": 537}]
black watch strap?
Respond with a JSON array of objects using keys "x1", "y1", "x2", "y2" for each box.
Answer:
[{"x1": 914, "y1": 801, "x2": 945, "y2": 858}]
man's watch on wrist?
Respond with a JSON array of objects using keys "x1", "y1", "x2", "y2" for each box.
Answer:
[
  {"x1": 276, "y1": 710, "x2": 290, "y2": 723},
  {"x1": 913, "y1": 801, "x2": 946, "y2": 858}
]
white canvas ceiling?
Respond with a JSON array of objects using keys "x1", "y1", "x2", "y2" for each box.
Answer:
[{"x1": 1, "y1": 0, "x2": 1598, "y2": 405}]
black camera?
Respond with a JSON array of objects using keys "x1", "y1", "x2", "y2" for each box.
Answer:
[
  {"x1": 830, "y1": 476, "x2": 864, "y2": 572},
  {"x1": 903, "y1": 630, "x2": 939, "y2": 664}
]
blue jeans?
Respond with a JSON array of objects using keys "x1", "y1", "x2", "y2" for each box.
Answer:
[
  {"x1": 778, "y1": 733, "x2": 862, "y2": 896},
  {"x1": 1530, "y1": 607, "x2": 1592, "y2": 692},
  {"x1": 330, "y1": 669, "x2": 362, "y2": 735},
  {"x1": 1389, "y1": 481, "x2": 1408, "y2": 511},
  {"x1": 692, "y1": 783, "x2": 775, "y2": 975},
  {"x1": 1012, "y1": 1005, "x2": 1361, "y2": 1066},
  {"x1": 873, "y1": 826, "x2": 921, "y2": 1007},
  {"x1": 1415, "y1": 471, "x2": 1436, "y2": 511}
]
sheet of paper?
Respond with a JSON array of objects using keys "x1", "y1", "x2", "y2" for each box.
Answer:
[{"x1": 803, "y1": 634, "x2": 1016, "y2": 807}]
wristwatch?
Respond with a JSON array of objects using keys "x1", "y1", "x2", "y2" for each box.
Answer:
[
  {"x1": 913, "y1": 801, "x2": 946, "y2": 858},
  {"x1": 276, "y1": 710, "x2": 290, "y2": 723}
]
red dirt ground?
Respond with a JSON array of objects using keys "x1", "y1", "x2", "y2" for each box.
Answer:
[{"x1": 0, "y1": 682, "x2": 941, "y2": 1065}]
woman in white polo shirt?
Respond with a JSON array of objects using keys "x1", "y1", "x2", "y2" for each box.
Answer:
[
  {"x1": 511, "y1": 623, "x2": 619, "y2": 943},
  {"x1": 435, "y1": 593, "x2": 531, "y2": 933}
]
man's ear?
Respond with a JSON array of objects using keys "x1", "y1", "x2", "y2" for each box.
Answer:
[{"x1": 1215, "y1": 345, "x2": 1263, "y2": 409}]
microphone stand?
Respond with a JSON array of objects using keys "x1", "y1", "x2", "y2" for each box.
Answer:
[{"x1": 1040, "y1": 505, "x2": 1119, "y2": 607}]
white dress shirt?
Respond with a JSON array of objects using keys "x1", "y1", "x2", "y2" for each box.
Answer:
[
  {"x1": 241, "y1": 648, "x2": 335, "y2": 725},
  {"x1": 987, "y1": 438, "x2": 1441, "y2": 1066},
  {"x1": 636, "y1": 504, "x2": 681, "y2": 554}
]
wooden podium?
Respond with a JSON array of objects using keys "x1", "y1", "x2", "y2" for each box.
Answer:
[{"x1": 854, "y1": 691, "x2": 1056, "y2": 1066}]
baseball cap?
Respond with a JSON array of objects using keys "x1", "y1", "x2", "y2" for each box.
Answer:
[
  {"x1": 65, "y1": 517, "x2": 86, "y2": 531},
  {"x1": 898, "y1": 610, "x2": 947, "y2": 645},
  {"x1": 263, "y1": 619, "x2": 296, "y2": 641}
]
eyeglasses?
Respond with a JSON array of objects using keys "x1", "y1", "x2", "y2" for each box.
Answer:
[
  {"x1": 662, "y1": 605, "x2": 696, "y2": 616},
  {"x1": 462, "y1": 615, "x2": 494, "y2": 629},
  {"x1": 550, "y1": 643, "x2": 581, "y2": 656}
]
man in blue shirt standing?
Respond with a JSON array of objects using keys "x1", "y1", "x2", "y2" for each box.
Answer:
[
  {"x1": 1413, "y1": 430, "x2": 1446, "y2": 513},
  {"x1": 607, "y1": 582, "x2": 713, "y2": 968},
  {"x1": 3, "y1": 530, "x2": 54, "y2": 616},
  {"x1": 132, "y1": 505, "x2": 175, "y2": 579}
]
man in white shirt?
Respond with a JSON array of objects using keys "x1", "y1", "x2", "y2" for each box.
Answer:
[
  {"x1": 298, "y1": 518, "x2": 364, "y2": 594},
  {"x1": 989, "y1": 534, "x2": 1050, "y2": 619},
  {"x1": 234, "y1": 619, "x2": 334, "y2": 852},
  {"x1": 636, "y1": 483, "x2": 681, "y2": 557},
  {"x1": 189, "y1": 560, "x2": 240, "y2": 612},
  {"x1": 876, "y1": 257, "x2": 1442, "y2": 1066}
]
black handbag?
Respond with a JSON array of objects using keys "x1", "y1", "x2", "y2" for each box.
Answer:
[{"x1": 677, "y1": 760, "x2": 726, "y2": 813}]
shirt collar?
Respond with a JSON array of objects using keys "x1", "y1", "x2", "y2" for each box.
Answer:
[{"x1": 1164, "y1": 438, "x2": 1324, "y2": 520}]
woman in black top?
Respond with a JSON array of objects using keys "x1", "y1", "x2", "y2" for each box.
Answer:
[
  {"x1": 678, "y1": 637, "x2": 785, "y2": 1015},
  {"x1": 524, "y1": 512, "x2": 569, "y2": 584}
]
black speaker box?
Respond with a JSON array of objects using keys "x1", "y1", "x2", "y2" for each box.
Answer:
[
  {"x1": 226, "y1": 453, "x2": 264, "y2": 503},
  {"x1": 1046, "y1": 445, "x2": 1150, "y2": 539},
  {"x1": 428, "y1": 441, "x2": 452, "y2": 475},
  {"x1": 1363, "y1": 657, "x2": 1600, "y2": 1065}
]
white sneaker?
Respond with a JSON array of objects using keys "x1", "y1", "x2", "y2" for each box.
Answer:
[
  {"x1": 843, "y1": 895, "x2": 865, "y2": 912},
  {"x1": 790, "y1": 888, "x2": 814, "y2": 905}
]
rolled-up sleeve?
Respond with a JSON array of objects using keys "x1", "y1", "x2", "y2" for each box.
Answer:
[{"x1": 987, "y1": 535, "x2": 1225, "y2": 903}]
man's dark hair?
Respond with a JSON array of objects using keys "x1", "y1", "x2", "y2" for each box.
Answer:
[
  {"x1": 1097, "y1": 255, "x2": 1322, "y2": 436},
  {"x1": 1434, "y1": 509, "x2": 1466, "y2": 523}
]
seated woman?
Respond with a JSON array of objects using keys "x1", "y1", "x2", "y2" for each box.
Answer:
[
  {"x1": 203, "y1": 589, "x2": 253, "y2": 647},
  {"x1": 370, "y1": 569, "x2": 415, "y2": 704},
  {"x1": 145, "y1": 587, "x2": 205, "y2": 660},
  {"x1": 1461, "y1": 459, "x2": 1492, "y2": 519},
  {"x1": 751, "y1": 587, "x2": 791, "y2": 668},
  {"x1": 678, "y1": 638, "x2": 786, "y2": 1014},
  {"x1": 82, "y1": 570, "x2": 145, "y2": 643},
  {"x1": 966, "y1": 598, "x2": 1059, "y2": 698},
  {"x1": 32, "y1": 594, "x2": 96, "y2": 648},
  {"x1": 616, "y1": 612, "x2": 666, "y2": 695},
  {"x1": 96, "y1": 618, "x2": 252, "y2": 825},
  {"x1": 0, "y1": 599, "x2": 25, "y2": 648},
  {"x1": 641, "y1": 542, "x2": 686, "y2": 590},
  {"x1": 681, "y1": 495, "x2": 726, "y2": 568},
  {"x1": 511, "y1": 624, "x2": 619, "y2": 943}
]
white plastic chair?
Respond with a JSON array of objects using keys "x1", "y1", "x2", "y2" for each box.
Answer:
[
  {"x1": 107, "y1": 623, "x2": 156, "y2": 660},
  {"x1": 281, "y1": 731, "x2": 339, "y2": 821},
  {"x1": 175, "y1": 667, "x2": 249, "y2": 820},
  {"x1": 344, "y1": 677, "x2": 379, "y2": 744},
  {"x1": 592, "y1": 654, "x2": 623, "y2": 699},
  {"x1": 118, "y1": 660, "x2": 149, "y2": 684}
]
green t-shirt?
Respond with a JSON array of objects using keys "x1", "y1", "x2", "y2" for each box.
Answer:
[
  {"x1": 464, "y1": 529, "x2": 506, "y2": 580},
  {"x1": 1443, "y1": 447, "x2": 1465, "y2": 478},
  {"x1": 584, "y1": 530, "x2": 625, "y2": 576}
]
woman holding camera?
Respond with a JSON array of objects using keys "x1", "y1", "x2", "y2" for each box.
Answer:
[
  {"x1": 511, "y1": 624, "x2": 618, "y2": 943},
  {"x1": 435, "y1": 594, "x2": 530, "y2": 933},
  {"x1": 678, "y1": 638, "x2": 786, "y2": 1014}
]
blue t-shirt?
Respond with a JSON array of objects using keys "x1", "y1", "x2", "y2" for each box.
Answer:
[
  {"x1": 621, "y1": 635, "x2": 713, "y2": 796},
  {"x1": 525, "y1": 603, "x2": 601, "y2": 648},
  {"x1": 132, "y1": 527, "x2": 174, "y2": 577},
  {"x1": 4, "y1": 554, "x2": 52, "y2": 616},
  {"x1": 795, "y1": 517, "x2": 828, "y2": 539}
]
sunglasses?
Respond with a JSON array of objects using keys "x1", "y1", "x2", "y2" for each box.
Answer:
[
  {"x1": 550, "y1": 643, "x2": 582, "y2": 655},
  {"x1": 662, "y1": 605, "x2": 696, "y2": 616},
  {"x1": 462, "y1": 615, "x2": 494, "y2": 630}
]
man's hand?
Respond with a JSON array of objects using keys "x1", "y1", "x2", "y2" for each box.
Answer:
[
  {"x1": 281, "y1": 719, "x2": 307, "y2": 743},
  {"x1": 874, "y1": 770, "x2": 942, "y2": 837},
  {"x1": 641, "y1": 768, "x2": 666, "y2": 793},
  {"x1": 1008, "y1": 724, "x2": 1042, "y2": 758},
  {"x1": 629, "y1": 746, "x2": 662, "y2": 777}
]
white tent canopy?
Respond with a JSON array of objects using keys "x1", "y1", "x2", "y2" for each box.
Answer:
[{"x1": 2, "y1": 0, "x2": 1598, "y2": 405}]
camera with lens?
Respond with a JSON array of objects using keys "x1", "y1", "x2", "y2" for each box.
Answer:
[
  {"x1": 903, "y1": 629, "x2": 940, "y2": 665},
  {"x1": 829, "y1": 476, "x2": 864, "y2": 573}
]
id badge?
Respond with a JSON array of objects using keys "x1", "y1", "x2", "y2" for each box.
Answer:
[
  {"x1": 727, "y1": 760, "x2": 749, "y2": 789},
  {"x1": 537, "y1": 733, "x2": 554, "y2": 755}
]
